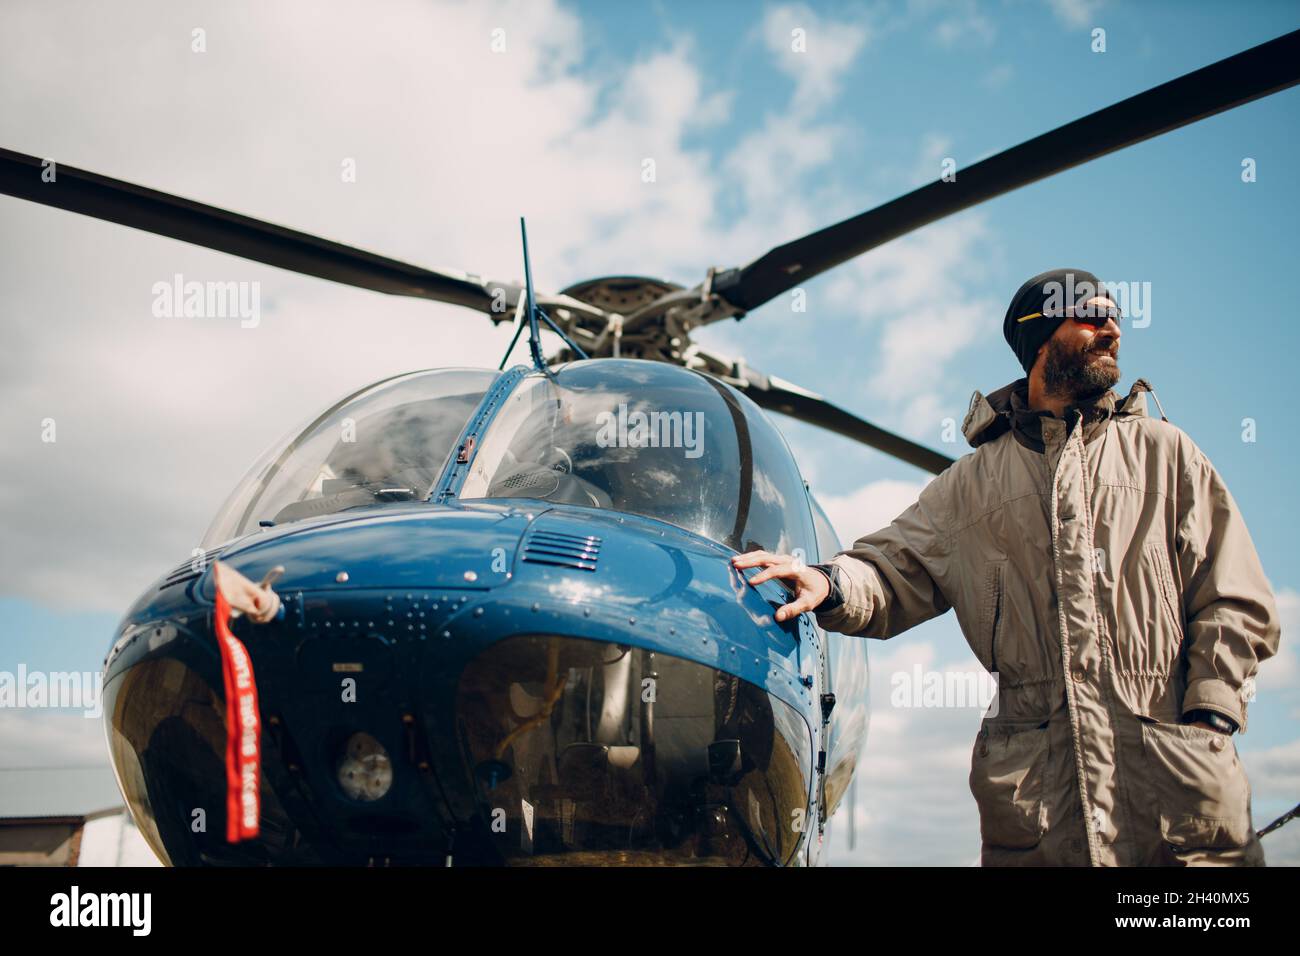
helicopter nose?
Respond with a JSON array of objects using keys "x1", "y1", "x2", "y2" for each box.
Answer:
[
  {"x1": 104, "y1": 608, "x2": 814, "y2": 865},
  {"x1": 103, "y1": 503, "x2": 817, "y2": 865},
  {"x1": 452, "y1": 633, "x2": 812, "y2": 865}
]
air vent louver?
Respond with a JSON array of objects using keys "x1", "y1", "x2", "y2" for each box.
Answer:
[
  {"x1": 521, "y1": 530, "x2": 601, "y2": 571},
  {"x1": 158, "y1": 547, "x2": 223, "y2": 590}
]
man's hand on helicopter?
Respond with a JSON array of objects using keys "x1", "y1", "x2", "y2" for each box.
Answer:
[
  {"x1": 730, "y1": 550, "x2": 830, "y2": 623},
  {"x1": 213, "y1": 560, "x2": 284, "y2": 624}
]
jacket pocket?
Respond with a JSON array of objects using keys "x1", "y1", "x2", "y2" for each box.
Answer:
[
  {"x1": 975, "y1": 563, "x2": 1005, "y2": 673},
  {"x1": 1144, "y1": 543, "x2": 1185, "y2": 654},
  {"x1": 969, "y1": 717, "x2": 1049, "y2": 849},
  {"x1": 1137, "y1": 717, "x2": 1251, "y2": 849}
]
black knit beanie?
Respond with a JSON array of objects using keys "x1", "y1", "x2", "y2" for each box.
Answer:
[{"x1": 1003, "y1": 268, "x2": 1106, "y2": 373}]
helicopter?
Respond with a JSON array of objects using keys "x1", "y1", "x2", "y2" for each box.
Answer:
[{"x1": 1, "y1": 29, "x2": 1295, "y2": 867}]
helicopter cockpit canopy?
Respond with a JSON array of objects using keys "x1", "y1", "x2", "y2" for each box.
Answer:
[
  {"x1": 202, "y1": 368, "x2": 498, "y2": 548},
  {"x1": 201, "y1": 361, "x2": 815, "y2": 558},
  {"x1": 459, "y1": 361, "x2": 816, "y2": 557}
]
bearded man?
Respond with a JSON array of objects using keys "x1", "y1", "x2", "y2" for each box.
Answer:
[{"x1": 733, "y1": 268, "x2": 1280, "y2": 866}]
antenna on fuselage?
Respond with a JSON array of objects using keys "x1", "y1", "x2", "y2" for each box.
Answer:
[{"x1": 497, "y1": 217, "x2": 589, "y2": 373}]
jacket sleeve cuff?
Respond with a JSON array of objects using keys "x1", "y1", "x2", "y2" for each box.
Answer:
[
  {"x1": 1183, "y1": 678, "x2": 1248, "y2": 733},
  {"x1": 810, "y1": 563, "x2": 844, "y2": 613}
]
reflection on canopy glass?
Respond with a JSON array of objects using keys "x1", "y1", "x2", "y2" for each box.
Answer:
[
  {"x1": 458, "y1": 634, "x2": 813, "y2": 865},
  {"x1": 459, "y1": 361, "x2": 814, "y2": 556},
  {"x1": 203, "y1": 368, "x2": 497, "y2": 546},
  {"x1": 105, "y1": 656, "x2": 310, "y2": 865}
]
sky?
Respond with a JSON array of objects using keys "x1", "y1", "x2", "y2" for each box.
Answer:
[{"x1": 0, "y1": 0, "x2": 1297, "y2": 865}]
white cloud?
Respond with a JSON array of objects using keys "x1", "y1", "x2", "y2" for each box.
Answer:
[
  {"x1": 1240, "y1": 735, "x2": 1300, "y2": 865},
  {"x1": 0, "y1": 0, "x2": 753, "y2": 612},
  {"x1": 907, "y1": 0, "x2": 995, "y2": 47},
  {"x1": 722, "y1": 112, "x2": 845, "y2": 212},
  {"x1": 823, "y1": 618, "x2": 989, "y2": 864},
  {"x1": 817, "y1": 477, "x2": 930, "y2": 548},
  {"x1": 934, "y1": 12, "x2": 995, "y2": 47},
  {"x1": 0, "y1": 710, "x2": 108, "y2": 768},
  {"x1": 1246, "y1": 736, "x2": 1300, "y2": 803},
  {"x1": 760, "y1": 3, "x2": 871, "y2": 111},
  {"x1": 1045, "y1": 0, "x2": 1106, "y2": 30},
  {"x1": 913, "y1": 131, "x2": 954, "y2": 187},
  {"x1": 982, "y1": 64, "x2": 1014, "y2": 90},
  {"x1": 820, "y1": 213, "x2": 1001, "y2": 434},
  {"x1": 0, "y1": 0, "x2": 905, "y2": 617},
  {"x1": 1262, "y1": 586, "x2": 1298, "y2": 689},
  {"x1": 897, "y1": 389, "x2": 962, "y2": 443}
]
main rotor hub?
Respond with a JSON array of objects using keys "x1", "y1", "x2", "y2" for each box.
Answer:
[
  {"x1": 558, "y1": 275, "x2": 683, "y2": 315},
  {"x1": 553, "y1": 275, "x2": 692, "y2": 362}
]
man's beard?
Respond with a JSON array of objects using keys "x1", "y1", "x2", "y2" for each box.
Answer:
[{"x1": 1042, "y1": 337, "x2": 1121, "y2": 403}]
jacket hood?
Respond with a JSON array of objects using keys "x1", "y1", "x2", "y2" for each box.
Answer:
[{"x1": 961, "y1": 377, "x2": 1158, "y2": 450}]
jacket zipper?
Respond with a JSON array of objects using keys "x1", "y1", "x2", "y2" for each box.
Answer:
[{"x1": 991, "y1": 567, "x2": 1003, "y2": 674}]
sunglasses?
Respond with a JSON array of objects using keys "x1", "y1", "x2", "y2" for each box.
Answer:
[{"x1": 1016, "y1": 304, "x2": 1123, "y2": 329}]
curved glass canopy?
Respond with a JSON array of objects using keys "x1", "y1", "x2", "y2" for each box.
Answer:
[
  {"x1": 201, "y1": 361, "x2": 815, "y2": 558},
  {"x1": 459, "y1": 361, "x2": 815, "y2": 556},
  {"x1": 202, "y1": 368, "x2": 498, "y2": 548}
]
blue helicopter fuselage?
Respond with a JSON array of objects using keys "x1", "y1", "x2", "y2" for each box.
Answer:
[{"x1": 103, "y1": 360, "x2": 870, "y2": 866}]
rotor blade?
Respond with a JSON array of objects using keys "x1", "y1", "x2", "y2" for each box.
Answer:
[
  {"x1": 0, "y1": 146, "x2": 523, "y2": 316},
  {"x1": 712, "y1": 29, "x2": 1300, "y2": 314},
  {"x1": 738, "y1": 367, "x2": 955, "y2": 475}
]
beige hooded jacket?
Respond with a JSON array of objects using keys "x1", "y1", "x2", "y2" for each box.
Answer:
[{"x1": 815, "y1": 378, "x2": 1280, "y2": 866}]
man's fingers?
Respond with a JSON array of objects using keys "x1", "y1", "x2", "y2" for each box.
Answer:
[
  {"x1": 774, "y1": 594, "x2": 817, "y2": 622},
  {"x1": 748, "y1": 563, "x2": 795, "y2": 586},
  {"x1": 248, "y1": 588, "x2": 281, "y2": 624},
  {"x1": 213, "y1": 559, "x2": 281, "y2": 623},
  {"x1": 734, "y1": 552, "x2": 821, "y2": 622}
]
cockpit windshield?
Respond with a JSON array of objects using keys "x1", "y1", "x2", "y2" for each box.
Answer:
[
  {"x1": 458, "y1": 361, "x2": 814, "y2": 556},
  {"x1": 202, "y1": 368, "x2": 497, "y2": 547}
]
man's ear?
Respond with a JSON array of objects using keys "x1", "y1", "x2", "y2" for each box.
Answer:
[{"x1": 1030, "y1": 342, "x2": 1048, "y2": 377}]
